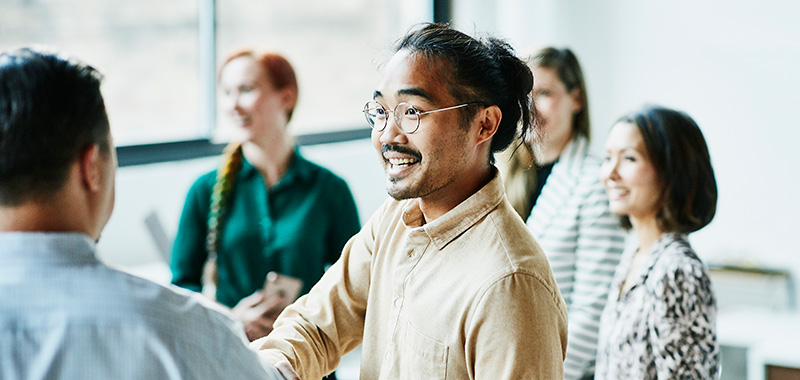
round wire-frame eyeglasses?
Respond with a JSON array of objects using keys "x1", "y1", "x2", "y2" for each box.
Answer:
[{"x1": 363, "y1": 101, "x2": 482, "y2": 134}]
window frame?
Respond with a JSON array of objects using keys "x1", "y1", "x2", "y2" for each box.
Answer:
[{"x1": 116, "y1": 0, "x2": 450, "y2": 167}]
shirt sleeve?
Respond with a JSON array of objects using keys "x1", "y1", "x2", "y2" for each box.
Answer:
[
  {"x1": 465, "y1": 272, "x2": 568, "y2": 379},
  {"x1": 170, "y1": 173, "x2": 214, "y2": 293},
  {"x1": 564, "y1": 182, "x2": 626, "y2": 379},
  {"x1": 325, "y1": 175, "x2": 361, "y2": 265},
  {"x1": 648, "y1": 256, "x2": 719, "y2": 379},
  {"x1": 251, "y1": 200, "x2": 383, "y2": 380},
  {"x1": 199, "y1": 298, "x2": 287, "y2": 380}
]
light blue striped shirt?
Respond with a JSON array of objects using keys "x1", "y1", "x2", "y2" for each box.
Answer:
[{"x1": 0, "y1": 232, "x2": 281, "y2": 380}]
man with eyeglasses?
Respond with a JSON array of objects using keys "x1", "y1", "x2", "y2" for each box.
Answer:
[{"x1": 253, "y1": 23, "x2": 567, "y2": 379}]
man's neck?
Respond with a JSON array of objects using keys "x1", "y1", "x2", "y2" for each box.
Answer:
[
  {"x1": 418, "y1": 166, "x2": 494, "y2": 223},
  {"x1": 0, "y1": 197, "x2": 95, "y2": 238}
]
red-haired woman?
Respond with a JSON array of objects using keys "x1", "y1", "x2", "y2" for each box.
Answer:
[{"x1": 171, "y1": 51, "x2": 360, "y2": 354}]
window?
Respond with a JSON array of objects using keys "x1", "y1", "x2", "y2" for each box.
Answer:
[
  {"x1": 215, "y1": 0, "x2": 432, "y2": 139},
  {"x1": 0, "y1": 0, "x2": 201, "y2": 145},
  {"x1": 1, "y1": 0, "x2": 433, "y2": 147}
]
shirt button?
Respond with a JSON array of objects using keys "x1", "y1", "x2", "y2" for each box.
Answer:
[{"x1": 394, "y1": 298, "x2": 402, "y2": 308}]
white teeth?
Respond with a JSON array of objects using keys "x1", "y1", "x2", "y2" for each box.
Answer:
[
  {"x1": 388, "y1": 158, "x2": 418, "y2": 166},
  {"x1": 607, "y1": 189, "x2": 629, "y2": 196}
]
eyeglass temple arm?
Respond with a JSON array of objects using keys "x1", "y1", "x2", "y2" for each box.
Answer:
[{"x1": 419, "y1": 102, "x2": 481, "y2": 116}]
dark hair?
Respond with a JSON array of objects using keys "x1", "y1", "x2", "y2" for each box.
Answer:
[
  {"x1": 396, "y1": 23, "x2": 533, "y2": 160},
  {"x1": 0, "y1": 47, "x2": 110, "y2": 206},
  {"x1": 529, "y1": 47, "x2": 590, "y2": 141},
  {"x1": 617, "y1": 105, "x2": 717, "y2": 233},
  {"x1": 219, "y1": 50, "x2": 299, "y2": 121}
]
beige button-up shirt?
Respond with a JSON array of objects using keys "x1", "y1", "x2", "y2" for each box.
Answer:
[{"x1": 253, "y1": 171, "x2": 567, "y2": 379}]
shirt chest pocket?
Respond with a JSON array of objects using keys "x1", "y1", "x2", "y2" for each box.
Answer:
[{"x1": 400, "y1": 321, "x2": 448, "y2": 380}]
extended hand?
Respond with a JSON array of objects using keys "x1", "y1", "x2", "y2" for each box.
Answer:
[
  {"x1": 275, "y1": 360, "x2": 301, "y2": 380},
  {"x1": 232, "y1": 290, "x2": 287, "y2": 341}
]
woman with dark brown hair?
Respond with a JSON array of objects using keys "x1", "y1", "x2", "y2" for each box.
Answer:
[
  {"x1": 596, "y1": 105, "x2": 718, "y2": 379},
  {"x1": 170, "y1": 50, "x2": 360, "y2": 352}
]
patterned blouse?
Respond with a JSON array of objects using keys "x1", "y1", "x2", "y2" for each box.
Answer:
[{"x1": 595, "y1": 233, "x2": 718, "y2": 379}]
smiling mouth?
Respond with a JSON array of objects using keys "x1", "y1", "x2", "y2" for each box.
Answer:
[
  {"x1": 387, "y1": 157, "x2": 419, "y2": 167},
  {"x1": 382, "y1": 144, "x2": 421, "y2": 171},
  {"x1": 606, "y1": 188, "x2": 630, "y2": 198}
]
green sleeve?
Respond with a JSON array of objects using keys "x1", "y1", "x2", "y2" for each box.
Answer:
[
  {"x1": 325, "y1": 175, "x2": 361, "y2": 266},
  {"x1": 170, "y1": 172, "x2": 215, "y2": 293}
]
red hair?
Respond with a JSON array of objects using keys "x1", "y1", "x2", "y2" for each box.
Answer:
[{"x1": 219, "y1": 50, "x2": 299, "y2": 121}]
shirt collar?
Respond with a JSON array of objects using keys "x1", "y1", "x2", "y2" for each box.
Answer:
[
  {"x1": 401, "y1": 168, "x2": 505, "y2": 250},
  {"x1": 621, "y1": 231, "x2": 689, "y2": 291},
  {"x1": 0, "y1": 232, "x2": 98, "y2": 263},
  {"x1": 555, "y1": 136, "x2": 589, "y2": 177}
]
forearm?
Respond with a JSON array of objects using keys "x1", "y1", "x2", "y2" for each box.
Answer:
[
  {"x1": 253, "y1": 234, "x2": 370, "y2": 379},
  {"x1": 252, "y1": 303, "x2": 339, "y2": 380}
]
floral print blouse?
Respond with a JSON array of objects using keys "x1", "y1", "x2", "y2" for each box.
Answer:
[{"x1": 595, "y1": 233, "x2": 718, "y2": 379}]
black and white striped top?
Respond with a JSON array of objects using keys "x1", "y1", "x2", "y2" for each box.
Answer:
[{"x1": 527, "y1": 138, "x2": 627, "y2": 379}]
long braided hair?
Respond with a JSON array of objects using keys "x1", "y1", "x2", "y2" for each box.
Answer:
[{"x1": 201, "y1": 142, "x2": 244, "y2": 296}]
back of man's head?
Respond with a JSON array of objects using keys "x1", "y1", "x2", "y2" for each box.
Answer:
[
  {"x1": 0, "y1": 47, "x2": 110, "y2": 206},
  {"x1": 396, "y1": 23, "x2": 534, "y2": 159}
]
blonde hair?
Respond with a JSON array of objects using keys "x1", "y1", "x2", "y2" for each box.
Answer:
[{"x1": 202, "y1": 142, "x2": 244, "y2": 291}]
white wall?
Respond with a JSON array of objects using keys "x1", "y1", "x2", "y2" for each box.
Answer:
[{"x1": 453, "y1": 0, "x2": 800, "y2": 300}]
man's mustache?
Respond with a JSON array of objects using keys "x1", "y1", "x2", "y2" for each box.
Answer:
[{"x1": 382, "y1": 144, "x2": 422, "y2": 161}]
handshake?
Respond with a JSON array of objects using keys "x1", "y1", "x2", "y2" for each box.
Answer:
[{"x1": 232, "y1": 272, "x2": 303, "y2": 341}]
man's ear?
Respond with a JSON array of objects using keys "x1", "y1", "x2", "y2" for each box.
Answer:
[
  {"x1": 79, "y1": 144, "x2": 103, "y2": 192},
  {"x1": 476, "y1": 105, "x2": 502, "y2": 145}
]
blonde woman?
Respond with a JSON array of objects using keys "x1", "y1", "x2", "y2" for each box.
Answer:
[{"x1": 498, "y1": 47, "x2": 625, "y2": 380}]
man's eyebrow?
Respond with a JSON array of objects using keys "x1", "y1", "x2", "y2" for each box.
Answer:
[
  {"x1": 372, "y1": 88, "x2": 433, "y2": 102},
  {"x1": 397, "y1": 87, "x2": 432, "y2": 101}
]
